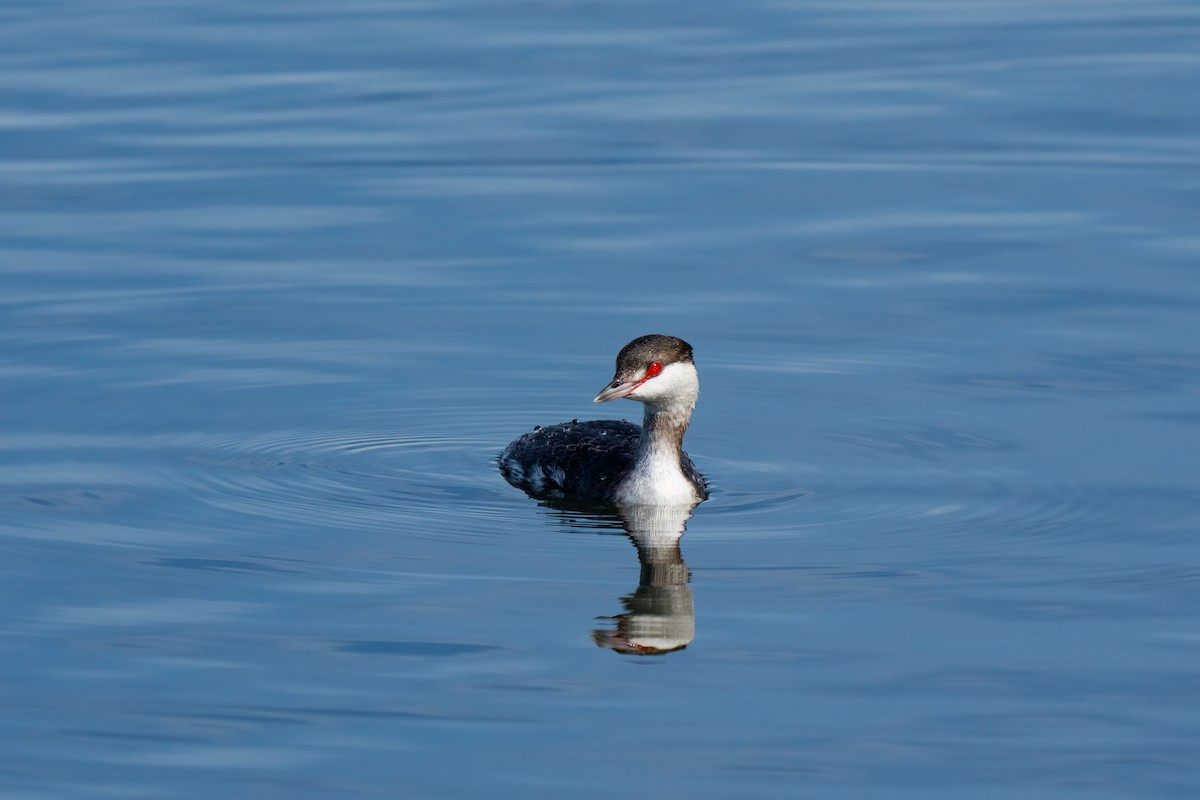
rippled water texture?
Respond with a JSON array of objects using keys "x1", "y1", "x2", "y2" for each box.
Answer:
[{"x1": 2, "y1": 1, "x2": 1199, "y2": 797}]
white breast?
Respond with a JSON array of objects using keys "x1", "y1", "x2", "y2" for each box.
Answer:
[{"x1": 614, "y1": 449, "x2": 702, "y2": 505}]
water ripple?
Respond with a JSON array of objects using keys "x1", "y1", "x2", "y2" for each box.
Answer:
[
  {"x1": 702, "y1": 473, "x2": 1196, "y2": 559},
  {"x1": 177, "y1": 422, "x2": 520, "y2": 543}
]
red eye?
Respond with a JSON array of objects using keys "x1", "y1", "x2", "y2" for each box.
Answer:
[{"x1": 646, "y1": 362, "x2": 663, "y2": 377}]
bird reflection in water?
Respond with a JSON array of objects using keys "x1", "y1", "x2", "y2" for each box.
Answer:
[
  {"x1": 543, "y1": 502, "x2": 697, "y2": 656},
  {"x1": 591, "y1": 503, "x2": 696, "y2": 656}
]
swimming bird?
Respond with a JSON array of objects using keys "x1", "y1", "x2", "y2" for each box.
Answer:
[{"x1": 499, "y1": 334, "x2": 707, "y2": 506}]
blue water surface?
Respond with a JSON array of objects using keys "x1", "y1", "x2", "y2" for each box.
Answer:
[{"x1": 1, "y1": 1, "x2": 1198, "y2": 797}]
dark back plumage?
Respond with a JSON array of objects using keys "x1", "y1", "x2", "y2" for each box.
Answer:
[
  {"x1": 500, "y1": 419, "x2": 639, "y2": 504},
  {"x1": 499, "y1": 418, "x2": 707, "y2": 506}
]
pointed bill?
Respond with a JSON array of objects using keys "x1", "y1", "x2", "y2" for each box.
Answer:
[{"x1": 594, "y1": 379, "x2": 638, "y2": 403}]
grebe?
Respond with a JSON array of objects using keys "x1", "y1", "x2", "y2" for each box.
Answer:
[{"x1": 499, "y1": 334, "x2": 707, "y2": 506}]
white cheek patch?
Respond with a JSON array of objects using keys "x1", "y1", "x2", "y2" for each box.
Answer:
[{"x1": 630, "y1": 362, "x2": 699, "y2": 411}]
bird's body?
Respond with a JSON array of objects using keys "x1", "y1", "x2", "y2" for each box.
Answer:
[{"x1": 499, "y1": 335, "x2": 707, "y2": 506}]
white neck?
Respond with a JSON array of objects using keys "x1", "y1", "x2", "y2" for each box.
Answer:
[{"x1": 614, "y1": 362, "x2": 700, "y2": 505}]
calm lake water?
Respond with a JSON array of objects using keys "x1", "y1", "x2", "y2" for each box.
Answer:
[{"x1": 2, "y1": 1, "x2": 1199, "y2": 797}]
